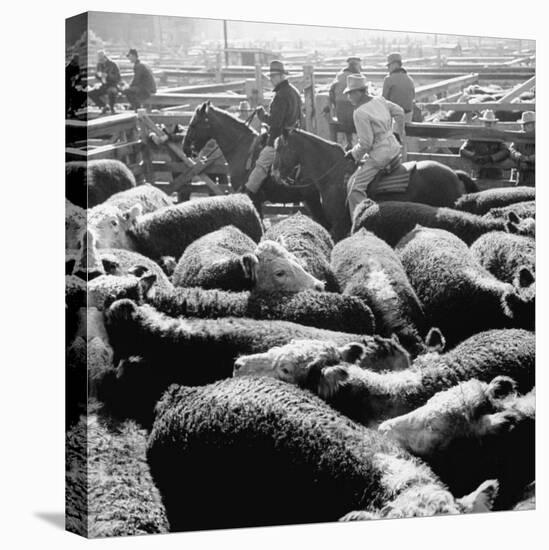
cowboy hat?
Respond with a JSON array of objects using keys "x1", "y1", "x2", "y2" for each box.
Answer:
[
  {"x1": 269, "y1": 60, "x2": 289, "y2": 75},
  {"x1": 346, "y1": 56, "x2": 361, "y2": 63},
  {"x1": 386, "y1": 52, "x2": 402, "y2": 65},
  {"x1": 343, "y1": 74, "x2": 368, "y2": 94},
  {"x1": 518, "y1": 111, "x2": 535, "y2": 124},
  {"x1": 479, "y1": 109, "x2": 499, "y2": 122},
  {"x1": 126, "y1": 48, "x2": 138, "y2": 58}
]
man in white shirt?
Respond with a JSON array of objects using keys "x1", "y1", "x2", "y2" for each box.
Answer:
[{"x1": 343, "y1": 74, "x2": 405, "y2": 218}]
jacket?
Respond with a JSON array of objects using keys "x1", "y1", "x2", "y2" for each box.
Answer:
[
  {"x1": 130, "y1": 60, "x2": 157, "y2": 95},
  {"x1": 259, "y1": 79, "x2": 303, "y2": 146},
  {"x1": 96, "y1": 58, "x2": 121, "y2": 87},
  {"x1": 382, "y1": 68, "x2": 415, "y2": 113},
  {"x1": 459, "y1": 139, "x2": 510, "y2": 163},
  {"x1": 350, "y1": 96, "x2": 404, "y2": 165},
  {"x1": 329, "y1": 68, "x2": 359, "y2": 106}
]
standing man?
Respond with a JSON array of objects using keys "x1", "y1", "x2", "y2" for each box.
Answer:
[
  {"x1": 327, "y1": 56, "x2": 362, "y2": 149},
  {"x1": 243, "y1": 60, "x2": 303, "y2": 203},
  {"x1": 459, "y1": 110, "x2": 511, "y2": 180},
  {"x1": 343, "y1": 74, "x2": 405, "y2": 218},
  {"x1": 88, "y1": 51, "x2": 121, "y2": 115},
  {"x1": 382, "y1": 52, "x2": 415, "y2": 157},
  {"x1": 65, "y1": 54, "x2": 86, "y2": 118},
  {"x1": 122, "y1": 49, "x2": 157, "y2": 111},
  {"x1": 509, "y1": 111, "x2": 535, "y2": 186}
]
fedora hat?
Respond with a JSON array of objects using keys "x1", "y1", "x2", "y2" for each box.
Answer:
[
  {"x1": 126, "y1": 48, "x2": 138, "y2": 58},
  {"x1": 386, "y1": 52, "x2": 402, "y2": 65},
  {"x1": 518, "y1": 111, "x2": 535, "y2": 124},
  {"x1": 346, "y1": 56, "x2": 361, "y2": 63},
  {"x1": 479, "y1": 109, "x2": 499, "y2": 122},
  {"x1": 269, "y1": 60, "x2": 288, "y2": 75},
  {"x1": 343, "y1": 74, "x2": 368, "y2": 94}
]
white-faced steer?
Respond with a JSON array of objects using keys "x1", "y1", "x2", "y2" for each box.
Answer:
[
  {"x1": 378, "y1": 376, "x2": 535, "y2": 509},
  {"x1": 233, "y1": 337, "x2": 410, "y2": 384},
  {"x1": 247, "y1": 241, "x2": 325, "y2": 293}
]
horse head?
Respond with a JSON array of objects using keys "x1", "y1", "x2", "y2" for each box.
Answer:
[{"x1": 183, "y1": 101, "x2": 213, "y2": 156}]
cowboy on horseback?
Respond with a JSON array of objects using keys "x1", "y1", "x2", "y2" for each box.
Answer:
[
  {"x1": 243, "y1": 60, "x2": 303, "y2": 204},
  {"x1": 343, "y1": 74, "x2": 405, "y2": 218}
]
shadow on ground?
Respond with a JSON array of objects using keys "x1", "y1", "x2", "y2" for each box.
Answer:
[{"x1": 34, "y1": 512, "x2": 65, "y2": 530}]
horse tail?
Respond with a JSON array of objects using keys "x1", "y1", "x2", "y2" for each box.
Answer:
[{"x1": 455, "y1": 170, "x2": 479, "y2": 194}]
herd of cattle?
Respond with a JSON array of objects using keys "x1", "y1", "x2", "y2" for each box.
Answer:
[{"x1": 65, "y1": 157, "x2": 535, "y2": 537}]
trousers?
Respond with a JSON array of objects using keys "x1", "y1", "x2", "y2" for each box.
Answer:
[
  {"x1": 244, "y1": 145, "x2": 276, "y2": 193},
  {"x1": 125, "y1": 87, "x2": 151, "y2": 110},
  {"x1": 346, "y1": 159, "x2": 381, "y2": 219},
  {"x1": 89, "y1": 84, "x2": 118, "y2": 109}
]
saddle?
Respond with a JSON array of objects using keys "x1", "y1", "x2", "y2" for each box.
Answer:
[{"x1": 367, "y1": 155, "x2": 417, "y2": 196}]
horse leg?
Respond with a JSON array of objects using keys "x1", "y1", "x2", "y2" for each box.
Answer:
[
  {"x1": 320, "y1": 183, "x2": 350, "y2": 242},
  {"x1": 302, "y1": 187, "x2": 331, "y2": 230}
]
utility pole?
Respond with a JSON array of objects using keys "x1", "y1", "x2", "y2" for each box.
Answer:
[{"x1": 223, "y1": 20, "x2": 229, "y2": 66}]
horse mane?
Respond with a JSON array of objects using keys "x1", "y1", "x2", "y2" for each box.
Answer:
[
  {"x1": 206, "y1": 103, "x2": 259, "y2": 136},
  {"x1": 291, "y1": 128, "x2": 345, "y2": 155}
]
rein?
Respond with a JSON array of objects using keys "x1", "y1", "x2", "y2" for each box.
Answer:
[{"x1": 192, "y1": 108, "x2": 260, "y2": 163}]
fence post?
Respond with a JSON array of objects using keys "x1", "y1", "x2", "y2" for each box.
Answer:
[
  {"x1": 254, "y1": 54, "x2": 264, "y2": 104},
  {"x1": 137, "y1": 109, "x2": 155, "y2": 184},
  {"x1": 215, "y1": 52, "x2": 223, "y2": 83},
  {"x1": 303, "y1": 64, "x2": 317, "y2": 134}
]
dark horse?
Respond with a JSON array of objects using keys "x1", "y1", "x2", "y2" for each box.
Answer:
[
  {"x1": 182, "y1": 102, "x2": 329, "y2": 227},
  {"x1": 274, "y1": 128, "x2": 478, "y2": 241}
]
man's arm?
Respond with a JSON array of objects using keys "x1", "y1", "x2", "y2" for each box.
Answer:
[
  {"x1": 490, "y1": 143, "x2": 510, "y2": 163},
  {"x1": 459, "y1": 141, "x2": 476, "y2": 160},
  {"x1": 382, "y1": 76, "x2": 391, "y2": 100},
  {"x1": 350, "y1": 110, "x2": 374, "y2": 160},
  {"x1": 386, "y1": 99, "x2": 405, "y2": 138},
  {"x1": 266, "y1": 93, "x2": 287, "y2": 146}
]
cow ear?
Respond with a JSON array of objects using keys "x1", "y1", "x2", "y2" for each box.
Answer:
[
  {"x1": 339, "y1": 342, "x2": 366, "y2": 363},
  {"x1": 316, "y1": 365, "x2": 350, "y2": 400},
  {"x1": 425, "y1": 327, "x2": 445, "y2": 352},
  {"x1": 486, "y1": 375, "x2": 517, "y2": 401},
  {"x1": 508, "y1": 211, "x2": 520, "y2": 225},
  {"x1": 275, "y1": 235, "x2": 288, "y2": 249},
  {"x1": 240, "y1": 253, "x2": 258, "y2": 282},
  {"x1": 159, "y1": 256, "x2": 176, "y2": 277},
  {"x1": 457, "y1": 479, "x2": 499, "y2": 513},
  {"x1": 515, "y1": 266, "x2": 535, "y2": 288},
  {"x1": 505, "y1": 220, "x2": 519, "y2": 234},
  {"x1": 137, "y1": 272, "x2": 157, "y2": 299},
  {"x1": 123, "y1": 204, "x2": 143, "y2": 224}
]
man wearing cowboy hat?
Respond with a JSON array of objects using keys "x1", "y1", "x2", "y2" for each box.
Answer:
[
  {"x1": 382, "y1": 52, "x2": 415, "y2": 158},
  {"x1": 382, "y1": 53, "x2": 415, "y2": 123},
  {"x1": 88, "y1": 51, "x2": 121, "y2": 115},
  {"x1": 459, "y1": 109, "x2": 511, "y2": 180},
  {"x1": 243, "y1": 60, "x2": 303, "y2": 200},
  {"x1": 509, "y1": 111, "x2": 535, "y2": 186},
  {"x1": 343, "y1": 73, "x2": 405, "y2": 218},
  {"x1": 122, "y1": 49, "x2": 157, "y2": 111},
  {"x1": 326, "y1": 56, "x2": 362, "y2": 149}
]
